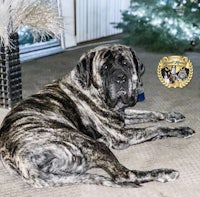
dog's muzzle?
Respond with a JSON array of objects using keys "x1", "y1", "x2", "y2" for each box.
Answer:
[
  {"x1": 105, "y1": 69, "x2": 137, "y2": 110},
  {"x1": 113, "y1": 69, "x2": 129, "y2": 100}
]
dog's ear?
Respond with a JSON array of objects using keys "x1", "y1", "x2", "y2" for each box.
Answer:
[
  {"x1": 76, "y1": 51, "x2": 96, "y2": 88},
  {"x1": 130, "y1": 48, "x2": 145, "y2": 84}
]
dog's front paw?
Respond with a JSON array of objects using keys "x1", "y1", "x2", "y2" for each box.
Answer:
[
  {"x1": 152, "y1": 169, "x2": 179, "y2": 183},
  {"x1": 176, "y1": 127, "x2": 195, "y2": 138},
  {"x1": 166, "y1": 112, "x2": 185, "y2": 123}
]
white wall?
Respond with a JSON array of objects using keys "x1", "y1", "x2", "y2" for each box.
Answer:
[
  {"x1": 76, "y1": 0, "x2": 130, "y2": 43},
  {"x1": 59, "y1": 0, "x2": 130, "y2": 48}
]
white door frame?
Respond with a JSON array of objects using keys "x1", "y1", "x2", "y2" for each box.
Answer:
[{"x1": 57, "y1": 0, "x2": 77, "y2": 48}]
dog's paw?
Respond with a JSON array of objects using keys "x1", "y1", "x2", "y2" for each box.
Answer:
[
  {"x1": 152, "y1": 169, "x2": 179, "y2": 183},
  {"x1": 166, "y1": 112, "x2": 185, "y2": 123},
  {"x1": 175, "y1": 127, "x2": 195, "y2": 138}
]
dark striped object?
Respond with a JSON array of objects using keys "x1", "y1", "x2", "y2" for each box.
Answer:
[{"x1": 0, "y1": 33, "x2": 22, "y2": 108}]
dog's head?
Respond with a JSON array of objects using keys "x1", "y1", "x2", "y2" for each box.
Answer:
[{"x1": 75, "y1": 44, "x2": 144, "y2": 111}]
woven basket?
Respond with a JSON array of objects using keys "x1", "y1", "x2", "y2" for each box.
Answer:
[{"x1": 0, "y1": 33, "x2": 22, "y2": 108}]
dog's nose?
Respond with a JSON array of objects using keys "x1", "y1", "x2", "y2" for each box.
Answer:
[{"x1": 114, "y1": 70, "x2": 127, "y2": 84}]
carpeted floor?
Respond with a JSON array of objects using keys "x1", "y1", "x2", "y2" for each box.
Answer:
[{"x1": 0, "y1": 39, "x2": 200, "y2": 197}]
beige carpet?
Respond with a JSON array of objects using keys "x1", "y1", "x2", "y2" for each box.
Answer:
[{"x1": 0, "y1": 45, "x2": 199, "y2": 197}]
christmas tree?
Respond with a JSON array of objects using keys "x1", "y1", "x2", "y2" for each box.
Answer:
[{"x1": 116, "y1": 0, "x2": 200, "y2": 53}]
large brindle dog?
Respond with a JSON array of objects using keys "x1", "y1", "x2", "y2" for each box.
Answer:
[{"x1": 0, "y1": 44, "x2": 195, "y2": 188}]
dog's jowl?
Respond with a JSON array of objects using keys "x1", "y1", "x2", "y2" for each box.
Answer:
[{"x1": 0, "y1": 44, "x2": 195, "y2": 188}]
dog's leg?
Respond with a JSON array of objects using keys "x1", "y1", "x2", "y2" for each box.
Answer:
[
  {"x1": 85, "y1": 141, "x2": 179, "y2": 186},
  {"x1": 122, "y1": 169, "x2": 179, "y2": 184},
  {"x1": 106, "y1": 126, "x2": 195, "y2": 150},
  {"x1": 78, "y1": 140, "x2": 179, "y2": 187},
  {"x1": 124, "y1": 109, "x2": 185, "y2": 125}
]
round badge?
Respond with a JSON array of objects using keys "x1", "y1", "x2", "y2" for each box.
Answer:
[{"x1": 157, "y1": 56, "x2": 193, "y2": 88}]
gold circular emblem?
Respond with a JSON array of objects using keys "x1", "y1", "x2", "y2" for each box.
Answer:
[{"x1": 157, "y1": 56, "x2": 193, "y2": 88}]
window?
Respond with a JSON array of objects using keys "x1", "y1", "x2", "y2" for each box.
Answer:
[{"x1": 19, "y1": 0, "x2": 63, "y2": 62}]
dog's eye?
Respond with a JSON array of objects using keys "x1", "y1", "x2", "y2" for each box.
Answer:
[
  {"x1": 101, "y1": 64, "x2": 111, "y2": 75},
  {"x1": 122, "y1": 60, "x2": 128, "y2": 66},
  {"x1": 104, "y1": 65, "x2": 108, "y2": 70},
  {"x1": 102, "y1": 64, "x2": 109, "y2": 71}
]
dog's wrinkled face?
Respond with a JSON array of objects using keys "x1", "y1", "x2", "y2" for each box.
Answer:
[{"x1": 76, "y1": 44, "x2": 144, "y2": 111}]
